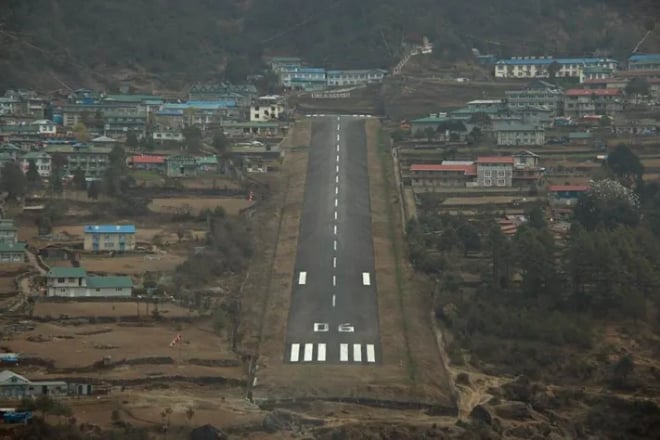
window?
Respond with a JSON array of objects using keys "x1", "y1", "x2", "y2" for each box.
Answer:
[
  {"x1": 60, "y1": 288, "x2": 66, "y2": 293},
  {"x1": 116, "y1": 288, "x2": 122, "y2": 292},
  {"x1": 96, "y1": 288, "x2": 100, "y2": 292},
  {"x1": 497, "y1": 178, "x2": 506, "y2": 186},
  {"x1": 484, "y1": 170, "x2": 492, "y2": 177},
  {"x1": 497, "y1": 170, "x2": 505, "y2": 177},
  {"x1": 484, "y1": 178, "x2": 492, "y2": 186}
]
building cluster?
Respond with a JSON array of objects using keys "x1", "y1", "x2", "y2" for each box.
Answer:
[
  {"x1": 408, "y1": 151, "x2": 543, "y2": 189},
  {"x1": 269, "y1": 57, "x2": 388, "y2": 92},
  {"x1": 0, "y1": 82, "x2": 289, "y2": 180},
  {"x1": 0, "y1": 218, "x2": 26, "y2": 263},
  {"x1": 0, "y1": 369, "x2": 93, "y2": 400}
]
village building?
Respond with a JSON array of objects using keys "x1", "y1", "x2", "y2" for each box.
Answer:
[
  {"x1": 494, "y1": 57, "x2": 618, "y2": 79},
  {"x1": 505, "y1": 81, "x2": 564, "y2": 115},
  {"x1": 548, "y1": 184, "x2": 590, "y2": 205},
  {"x1": 512, "y1": 151, "x2": 544, "y2": 187},
  {"x1": 563, "y1": 88, "x2": 624, "y2": 118},
  {"x1": 493, "y1": 122, "x2": 545, "y2": 146},
  {"x1": 128, "y1": 154, "x2": 166, "y2": 171},
  {"x1": 408, "y1": 163, "x2": 477, "y2": 189},
  {"x1": 152, "y1": 130, "x2": 184, "y2": 144},
  {"x1": 476, "y1": 156, "x2": 514, "y2": 187},
  {"x1": 221, "y1": 121, "x2": 282, "y2": 138},
  {"x1": 579, "y1": 66, "x2": 614, "y2": 83},
  {"x1": 628, "y1": 54, "x2": 660, "y2": 71},
  {"x1": 166, "y1": 155, "x2": 198, "y2": 177},
  {"x1": 0, "y1": 370, "x2": 68, "y2": 400},
  {"x1": 20, "y1": 151, "x2": 52, "y2": 178},
  {"x1": 0, "y1": 219, "x2": 26, "y2": 263},
  {"x1": 46, "y1": 267, "x2": 133, "y2": 298},
  {"x1": 250, "y1": 95, "x2": 285, "y2": 122},
  {"x1": 43, "y1": 144, "x2": 112, "y2": 179},
  {"x1": 279, "y1": 67, "x2": 327, "y2": 91},
  {"x1": 325, "y1": 69, "x2": 387, "y2": 87},
  {"x1": 83, "y1": 225, "x2": 136, "y2": 252}
]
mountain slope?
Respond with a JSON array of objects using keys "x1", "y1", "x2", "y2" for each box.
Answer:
[{"x1": 0, "y1": 0, "x2": 659, "y2": 90}]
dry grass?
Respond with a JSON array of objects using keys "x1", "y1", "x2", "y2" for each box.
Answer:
[
  {"x1": 6, "y1": 319, "x2": 240, "y2": 374},
  {"x1": 32, "y1": 301, "x2": 192, "y2": 319},
  {"x1": 148, "y1": 197, "x2": 253, "y2": 216}
]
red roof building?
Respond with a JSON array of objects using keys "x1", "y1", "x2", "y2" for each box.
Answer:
[{"x1": 128, "y1": 155, "x2": 166, "y2": 169}]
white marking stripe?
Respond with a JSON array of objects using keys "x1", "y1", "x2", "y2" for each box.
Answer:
[
  {"x1": 333, "y1": 240, "x2": 337, "y2": 250},
  {"x1": 332, "y1": 294, "x2": 336, "y2": 307},
  {"x1": 333, "y1": 225, "x2": 337, "y2": 234},
  {"x1": 303, "y1": 343, "x2": 313, "y2": 362},
  {"x1": 335, "y1": 187, "x2": 339, "y2": 195},
  {"x1": 362, "y1": 272, "x2": 371, "y2": 286},
  {"x1": 317, "y1": 343, "x2": 326, "y2": 361},
  {"x1": 367, "y1": 344, "x2": 376, "y2": 363},
  {"x1": 332, "y1": 275, "x2": 336, "y2": 286},
  {"x1": 333, "y1": 257, "x2": 336, "y2": 268},
  {"x1": 336, "y1": 155, "x2": 339, "y2": 163},
  {"x1": 353, "y1": 344, "x2": 362, "y2": 362},
  {"x1": 336, "y1": 175, "x2": 339, "y2": 183},
  {"x1": 334, "y1": 198, "x2": 338, "y2": 207},
  {"x1": 334, "y1": 211, "x2": 337, "y2": 220},
  {"x1": 340, "y1": 344, "x2": 348, "y2": 362},
  {"x1": 336, "y1": 165, "x2": 339, "y2": 173},
  {"x1": 299, "y1": 272, "x2": 307, "y2": 285},
  {"x1": 290, "y1": 343, "x2": 300, "y2": 362},
  {"x1": 337, "y1": 134, "x2": 340, "y2": 141}
]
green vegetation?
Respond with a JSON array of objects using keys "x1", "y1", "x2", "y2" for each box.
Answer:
[{"x1": 0, "y1": 1, "x2": 658, "y2": 88}]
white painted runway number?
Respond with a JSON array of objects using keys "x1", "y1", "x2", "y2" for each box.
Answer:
[
  {"x1": 338, "y1": 323, "x2": 355, "y2": 333},
  {"x1": 313, "y1": 323, "x2": 329, "y2": 332}
]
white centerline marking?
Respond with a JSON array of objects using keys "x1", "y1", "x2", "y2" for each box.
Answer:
[
  {"x1": 303, "y1": 343, "x2": 313, "y2": 362},
  {"x1": 332, "y1": 294, "x2": 336, "y2": 307},
  {"x1": 353, "y1": 344, "x2": 362, "y2": 362},
  {"x1": 317, "y1": 343, "x2": 326, "y2": 362},
  {"x1": 332, "y1": 275, "x2": 336, "y2": 286},
  {"x1": 336, "y1": 175, "x2": 339, "y2": 183},
  {"x1": 340, "y1": 344, "x2": 348, "y2": 362},
  {"x1": 337, "y1": 134, "x2": 340, "y2": 142},
  {"x1": 334, "y1": 211, "x2": 337, "y2": 220},
  {"x1": 333, "y1": 224, "x2": 337, "y2": 234},
  {"x1": 337, "y1": 144, "x2": 339, "y2": 152},
  {"x1": 334, "y1": 198, "x2": 338, "y2": 208},
  {"x1": 335, "y1": 187, "x2": 339, "y2": 195},
  {"x1": 366, "y1": 344, "x2": 376, "y2": 363},
  {"x1": 336, "y1": 165, "x2": 339, "y2": 173},
  {"x1": 298, "y1": 272, "x2": 307, "y2": 285},
  {"x1": 336, "y1": 155, "x2": 339, "y2": 163},
  {"x1": 290, "y1": 344, "x2": 300, "y2": 362},
  {"x1": 333, "y1": 257, "x2": 337, "y2": 268},
  {"x1": 333, "y1": 240, "x2": 337, "y2": 251},
  {"x1": 362, "y1": 272, "x2": 371, "y2": 286}
]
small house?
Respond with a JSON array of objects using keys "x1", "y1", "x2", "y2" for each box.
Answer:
[
  {"x1": 128, "y1": 155, "x2": 166, "y2": 171},
  {"x1": 0, "y1": 219, "x2": 18, "y2": 244},
  {"x1": 166, "y1": 155, "x2": 198, "y2": 177},
  {"x1": 0, "y1": 242, "x2": 26, "y2": 263},
  {"x1": 84, "y1": 225, "x2": 136, "y2": 252},
  {"x1": 0, "y1": 370, "x2": 68, "y2": 399},
  {"x1": 46, "y1": 267, "x2": 133, "y2": 297},
  {"x1": 547, "y1": 184, "x2": 589, "y2": 206},
  {"x1": 196, "y1": 155, "x2": 219, "y2": 172}
]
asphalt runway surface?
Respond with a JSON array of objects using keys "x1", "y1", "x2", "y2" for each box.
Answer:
[{"x1": 284, "y1": 115, "x2": 381, "y2": 365}]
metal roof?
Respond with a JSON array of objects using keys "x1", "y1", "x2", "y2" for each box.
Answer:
[
  {"x1": 86, "y1": 276, "x2": 133, "y2": 289},
  {"x1": 84, "y1": 225, "x2": 136, "y2": 234},
  {"x1": 47, "y1": 267, "x2": 87, "y2": 278},
  {"x1": 496, "y1": 57, "x2": 617, "y2": 66}
]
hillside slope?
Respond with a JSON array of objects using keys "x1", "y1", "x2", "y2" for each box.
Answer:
[{"x1": 0, "y1": 0, "x2": 659, "y2": 90}]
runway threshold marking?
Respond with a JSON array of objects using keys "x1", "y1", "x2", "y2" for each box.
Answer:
[
  {"x1": 366, "y1": 344, "x2": 376, "y2": 363},
  {"x1": 298, "y1": 272, "x2": 307, "y2": 285},
  {"x1": 362, "y1": 272, "x2": 371, "y2": 286},
  {"x1": 340, "y1": 343, "x2": 349, "y2": 362},
  {"x1": 290, "y1": 343, "x2": 300, "y2": 362},
  {"x1": 353, "y1": 344, "x2": 362, "y2": 362},
  {"x1": 303, "y1": 343, "x2": 314, "y2": 362},
  {"x1": 317, "y1": 343, "x2": 327, "y2": 362}
]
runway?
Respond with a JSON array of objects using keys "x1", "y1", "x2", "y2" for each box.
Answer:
[{"x1": 284, "y1": 115, "x2": 380, "y2": 365}]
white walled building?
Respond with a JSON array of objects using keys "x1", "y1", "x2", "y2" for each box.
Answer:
[
  {"x1": 250, "y1": 96, "x2": 285, "y2": 122},
  {"x1": 46, "y1": 267, "x2": 133, "y2": 298},
  {"x1": 20, "y1": 152, "x2": 52, "y2": 178},
  {"x1": 495, "y1": 57, "x2": 618, "y2": 79},
  {"x1": 476, "y1": 157, "x2": 514, "y2": 187}
]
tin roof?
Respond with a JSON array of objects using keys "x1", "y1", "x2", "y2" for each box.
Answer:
[
  {"x1": 475, "y1": 156, "x2": 515, "y2": 164},
  {"x1": 84, "y1": 225, "x2": 136, "y2": 234}
]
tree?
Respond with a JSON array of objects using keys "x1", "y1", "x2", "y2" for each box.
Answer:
[
  {"x1": 0, "y1": 161, "x2": 27, "y2": 200},
  {"x1": 125, "y1": 131, "x2": 139, "y2": 150},
  {"x1": 26, "y1": 159, "x2": 42, "y2": 189},
  {"x1": 625, "y1": 77, "x2": 650, "y2": 98},
  {"x1": 104, "y1": 145, "x2": 129, "y2": 196},
  {"x1": 457, "y1": 223, "x2": 481, "y2": 257},
  {"x1": 87, "y1": 180, "x2": 100, "y2": 199},
  {"x1": 72, "y1": 168, "x2": 86, "y2": 190},
  {"x1": 527, "y1": 203, "x2": 547, "y2": 229},
  {"x1": 606, "y1": 144, "x2": 644, "y2": 187},
  {"x1": 574, "y1": 179, "x2": 640, "y2": 230},
  {"x1": 212, "y1": 131, "x2": 229, "y2": 155},
  {"x1": 72, "y1": 122, "x2": 90, "y2": 142},
  {"x1": 224, "y1": 56, "x2": 249, "y2": 83},
  {"x1": 547, "y1": 61, "x2": 561, "y2": 80},
  {"x1": 182, "y1": 125, "x2": 203, "y2": 151},
  {"x1": 612, "y1": 354, "x2": 635, "y2": 387}
]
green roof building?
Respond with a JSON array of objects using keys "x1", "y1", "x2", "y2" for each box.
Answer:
[
  {"x1": 46, "y1": 266, "x2": 133, "y2": 297},
  {"x1": 0, "y1": 242, "x2": 26, "y2": 263}
]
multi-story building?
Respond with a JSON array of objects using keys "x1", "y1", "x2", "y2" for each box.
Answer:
[
  {"x1": 188, "y1": 83, "x2": 257, "y2": 108},
  {"x1": 166, "y1": 155, "x2": 198, "y2": 177},
  {"x1": 279, "y1": 67, "x2": 327, "y2": 90},
  {"x1": 476, "y1": 156, "x2": 514, "y2": 187},
  {"x1": 628, "y1": 54, "x2": 660, "y2": 71},
  {"x1": 83, "y1": 224, "x2": 136, "y2": 252},
  {"x1": 493, "y1": 122, "x2": 545, "y2": 146},
  {"x1": 0, "y1": 97, "x2": 19, "y2": 115},
  {"x1": 563, "y1": 89, "x2": 624, "y2": 118},
  {"x1": 494, "y1": 57, "x2": 618, "y2": 79},
  {"x1": 46, "y1": 267, "x2": 133, "y2": 297},
  {"x1": 579, "y1": 66, "x2": 614, "y2": 83},
  {"x1": 20, "y1": 152, "x2": 52, "y2": 178},
  {"x1": 326, "y1": 69, "x2": 387, "y2": 87},
  {"x1": 408, "y1": 163, "x2": 476, "y2": 189},
  {"x1": 0, "y1": 219, "x2": 18, "y2": 244},
  {"x1": 103, "y1": 112, "x2": 147, "y2": 138},
  {"x1": 512, "y1": 151, "x2": 544, "y2": 187},
  {"x1": 59, "y1": 103, "x2": 139, "y2": 128},
  {"x1": 43, "y1": 144, "x2": 112, "y2": 178},
  {"x1": 250, "y1": 95, "x2": 285, "y2": 122}
]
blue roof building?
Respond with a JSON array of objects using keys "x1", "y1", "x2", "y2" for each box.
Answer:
[
  {"x1": 83, "y1": 225, "x2": 136, "y2": 252},
  {"x1": 279, "y1": 67, "x2": 327, "y2": 90},
  {"x1": 628, "y1": 54, "x2": 660, "y2": 71}
]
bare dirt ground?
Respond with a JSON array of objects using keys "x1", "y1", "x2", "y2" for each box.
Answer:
[
  {"x1": 148, "y1": 197, "x2": 253, "y2": 216},
  {"x1": 74, "y1": 253, "x2": 186, "y2": 274},
  {"x1": 180, "y1": 176, "x2": 242, "y2": 190},
  {"x1": 32, "y1": 301, "x2": 193, "y2": 319},
  {"x1": 442, "y1": 196, "x2": 542, "y2": 206}
]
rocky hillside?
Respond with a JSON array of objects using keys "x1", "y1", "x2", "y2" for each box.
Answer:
[{"x1": 0, "y1": 0, "x2": 659, "y2": 91}]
